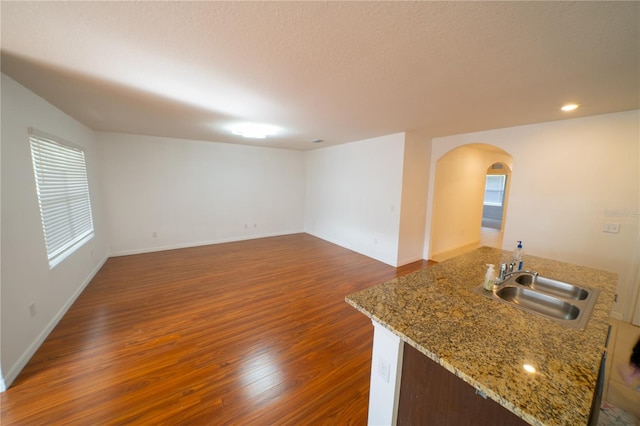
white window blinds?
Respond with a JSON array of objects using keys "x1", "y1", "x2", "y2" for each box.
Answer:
[{"x1": 29, "y1": 130, "x2": 94, "y2": 268}]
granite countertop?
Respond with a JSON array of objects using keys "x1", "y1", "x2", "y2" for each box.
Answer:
[{"x1": 346, "y1": 246, "x2": 617, "y2": 426}]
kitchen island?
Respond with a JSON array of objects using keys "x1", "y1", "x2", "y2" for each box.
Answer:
[{"x1": 346, "y1": 247, "x2": 616, "y2": 426}]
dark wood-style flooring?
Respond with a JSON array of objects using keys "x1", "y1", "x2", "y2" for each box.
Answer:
[{"x1": 1, "y1": 234, "x2": 432, "y2": 425}]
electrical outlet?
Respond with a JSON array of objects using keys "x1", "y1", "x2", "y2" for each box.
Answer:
[
  {"x1": 29, "y1": 303, "x2": 36, "y2": 317},
  {"x1": 603, "y1": 223, "x2": 621, "y2": 234},
  {"x1": 377, "y1": 358, "x2": 390, "y2": 383},
  {"x1": 152, "y1": 231, "x2": 158, "y2": 238}
]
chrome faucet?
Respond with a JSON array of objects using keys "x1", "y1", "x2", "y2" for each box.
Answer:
[
  {"x1": 497, "y1": 264, "x2": 538, "y2": 284},
  {"x1": 498, "y1": 262, "x2": 516, "y2": 282},
  {"x1": 498, "y1": 263, "x2": 507, "y2": 282}
]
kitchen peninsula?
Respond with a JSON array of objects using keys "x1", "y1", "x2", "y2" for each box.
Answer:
[{"x1": 346, "y1": 247, "x2": 616, "y2": 426}]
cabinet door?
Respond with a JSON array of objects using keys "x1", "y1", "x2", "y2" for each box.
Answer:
[{"x1": 397, "y1": 343, "x2": 528, "y2": 426}]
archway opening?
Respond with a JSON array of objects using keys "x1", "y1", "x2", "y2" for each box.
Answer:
[{"x1": 428, "y1": 144, "x2": 512, "y2": 262}]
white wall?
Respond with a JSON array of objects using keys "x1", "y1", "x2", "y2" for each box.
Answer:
[
  {"x1": 397, "y1": 131, "x2": 430, "y2": 265},
  {"x1": 427, "y1": 111, "x2": 640, "y2": 320},
  {"x1": 97, "y1": 132, "x2": 305, "y2": 255},
  {"x1": 304, "y1": 133, "x2": 406, "y2": 266},
  {"x1": 0, "y1": 74, "x2": 109, "y2": 388},
  {"x1": 0, "y1": 75, "x2": 3, "y2": 391}
]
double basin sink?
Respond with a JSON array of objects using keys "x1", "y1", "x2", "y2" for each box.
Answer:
[{"x1": 473, "y1": 271, "x2": 600, "y2": 330}]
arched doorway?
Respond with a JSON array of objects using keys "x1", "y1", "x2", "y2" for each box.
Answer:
[{"x1": 428, "y1": 144, "x2": 512, "y2": 262}]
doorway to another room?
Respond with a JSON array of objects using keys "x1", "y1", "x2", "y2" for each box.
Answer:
[
  {"x1": 428, "y1": 145, "x2": 512, "y2": 263},
  {"x1": 482, "y1": 165, "x2": 507, "y2": 230},
  {"x1": 479, "y1": 162, "x2": 509, "y2": 254}
]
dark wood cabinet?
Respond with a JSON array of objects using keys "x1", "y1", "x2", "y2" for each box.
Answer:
[{"x1": 397, "y1": 343, "x2": 529, "y2": 425}]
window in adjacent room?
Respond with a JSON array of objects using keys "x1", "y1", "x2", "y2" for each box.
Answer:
[
  {"x1": 483, "y1": 174, "x2": 507, "y2": 207},
  {"x1": 29, "y1": 129, "x2": 94, "y2": 268}
]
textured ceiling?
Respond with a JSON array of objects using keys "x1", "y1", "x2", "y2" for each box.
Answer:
[{"x1": 1, "y1": 1, "x2": 639, "y2": 150}]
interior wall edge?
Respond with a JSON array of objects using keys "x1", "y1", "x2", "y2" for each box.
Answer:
[
  {"x1": 305, "y1": 230, "x2": 398, "y2": 267},
  {"x1": 396, "y1": 256, "x2": 425, "y2": 267}
]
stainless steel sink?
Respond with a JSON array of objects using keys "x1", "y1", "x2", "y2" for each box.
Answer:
[
  {"x1": 473, "y1": 272, "x2": 599, "y2": 330},
  {"x1": 495, "y1": 286, "x2": 580, "y2": 320},
  {"x1": 513, "y1": 273, "x2": 589, "y2": 300}
]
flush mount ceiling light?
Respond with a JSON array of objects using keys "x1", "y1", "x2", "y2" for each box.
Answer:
[
  {"x1": 230, "y1": 123, "x2": 279, "y2": 139},
  {"x1": 561, "y1": 103, "x2": 579, "y2": 112}
]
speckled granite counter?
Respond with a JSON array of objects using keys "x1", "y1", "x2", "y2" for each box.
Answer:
[{"x1": 346, "y1": 246, "x2": 617, "y2": 426}]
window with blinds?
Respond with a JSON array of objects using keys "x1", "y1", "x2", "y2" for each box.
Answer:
[
  {"x1": 29, "y1": 130, "x2": 94, "y2": 268},
  {"x1": 483, "y1": 174, "x2": 507, "y2": 207}
]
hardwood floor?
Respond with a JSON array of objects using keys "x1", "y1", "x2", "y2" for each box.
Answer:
[{"x1": 1, "y1": 234, "x2": 432, "y2": 425}]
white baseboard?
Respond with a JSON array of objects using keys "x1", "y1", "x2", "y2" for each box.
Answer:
[
  {"x1": 305, "y1": 231, "x2": 397, "y2": 266},
  {"x1": 109, "y1": 231, "x2": 303, "y2": 257},
  {"x1": 610, "y1": 311, "x2": 624, "y2": 321},
  {"x1": 2, "y1": 254, "x2": 109, "y2": 391},
  {"x1": 430, "y1": 240, "x2": 481, "y2": 263},
  {"x1": 397, "y1": 256, "x2": 425, "y2": 267}
]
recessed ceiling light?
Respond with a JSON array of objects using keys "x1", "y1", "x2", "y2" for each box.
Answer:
[
  {"x1": 561, "y1": 104, "x2": 579, "y2": 112},
  {"x1": 230, "y1": 123, "x2": 279, "y2": 139},
  {"x1": 523, "y1": 363, "x2": 536, "y2": 374}
]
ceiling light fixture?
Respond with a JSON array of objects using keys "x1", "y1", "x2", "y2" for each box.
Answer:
[
  {"x1": 523, "y1": 363, "x2": 536, "y2": 374},
  {"x1": 311, "y1": 139, "x2": 324, "y2": 144},
  {"x1": 230, "y1": 123, "x2": 279, "y2": 139},
  {"x1": 561, "y1": 104, "x2": 579, "y2": 112}
]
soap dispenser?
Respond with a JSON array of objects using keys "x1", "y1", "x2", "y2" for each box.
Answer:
[
  {"x1": 484, "y1": 264, "x2": 497, "y2": 291},
  {"x1": 513, "y1": 241, "x2": 524, "y2": 271}
]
